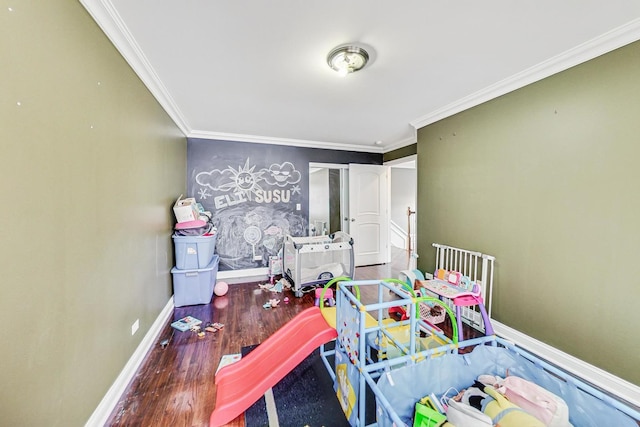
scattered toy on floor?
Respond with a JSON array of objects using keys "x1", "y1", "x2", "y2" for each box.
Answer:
[
  {"x1": 204, "y1": 322, "x2": 225, "y2": 332},
  {"x1": 314, "y1": 287, "x2": 335, "y2": 307},
  {"x1": 214, "y1": 281, "x2": 229, "y2": 296},
  {"x1": 280, "y1": 278, "x2": 292, "y2": 290},
  {"x1": 160, "y1": 329, "x2": 174, "y2": 348},
  {"x1": 258, "y1": 280, "x2": 284, "y2": 292},
  {"x1": 263, "y1": 298, "x2": 281, "y2": 309}
]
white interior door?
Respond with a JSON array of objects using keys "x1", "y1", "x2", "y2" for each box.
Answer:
[{"x1": 348, "y1": 164, "x2": 390, "y2": 266}]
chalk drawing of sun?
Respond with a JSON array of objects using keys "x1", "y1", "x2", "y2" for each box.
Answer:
[{"x1": 219, "y1": 158, "x2": 265, "y2": 199}]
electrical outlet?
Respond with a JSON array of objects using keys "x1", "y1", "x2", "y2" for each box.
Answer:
[{"x1": 131, "y1": 319, "x2": 140, "y2": 335}]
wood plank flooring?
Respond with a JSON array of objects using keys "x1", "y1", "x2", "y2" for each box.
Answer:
[{"x1": 106, "y1": 248, "x2": 412, "y2": 426}]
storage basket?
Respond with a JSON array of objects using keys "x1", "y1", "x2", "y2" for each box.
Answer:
[
  {"x1": 171, "y1": 255, "x2": 219, "y2": 307},
  {"x1": 419, "y1": 302, "x2": 446, "y2": 325},
  {"x1": 173, "y1": 233, "x2": 217, "y2": 270}
]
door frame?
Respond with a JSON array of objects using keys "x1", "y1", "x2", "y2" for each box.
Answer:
[
  {"x1": 384, "y1": 154, "x2": 418, "y2": 258},
  {"x1": 309, "y1": 162, "x2": 349, "y2": 235}
]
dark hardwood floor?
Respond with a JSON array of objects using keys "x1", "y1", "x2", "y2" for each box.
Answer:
[{"x1": 105, "y1": 247, "x2": 413, "y2": 426}]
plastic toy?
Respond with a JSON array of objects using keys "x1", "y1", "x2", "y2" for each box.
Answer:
[
  {"x1": 214, "y1": 281, "x2": 229, "y2": 296},
  {"x1": 314, "y1": 287, "x2": 335, "y2": 307},
  {"x1": 263, "y1": 298, "x2": 280, "y2": 309},
  {"x1": 259, "y1": 278, "x2": 285, "y2": 292},
  {"x1": 205, "y1": 322, "x2": 224, "y2": 331},
  {"x1": 399, "y1": 269, "x2": 426, "y2": 290}
]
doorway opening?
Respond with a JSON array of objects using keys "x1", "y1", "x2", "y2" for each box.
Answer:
[
  {"x1": 308, "y1": 163, "x2": 349, "y2": 236},
  {"x1": 385, "y1": 155, "x2": 417, "y2": 254},
  {"x1": 309, "y1": 159, "x2": 415, "y2": 267}
]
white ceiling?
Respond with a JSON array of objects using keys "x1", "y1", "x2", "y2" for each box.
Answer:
[{"x1": 82, "y1": 1, "x2": 640, "y2": 153}]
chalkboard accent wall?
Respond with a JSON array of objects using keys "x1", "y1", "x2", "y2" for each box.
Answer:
[{"x1": 187, "y1": 138, "x2": 381, "y2": 271}]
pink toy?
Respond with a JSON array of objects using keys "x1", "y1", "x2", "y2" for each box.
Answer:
[
  {"x1": 214, "y1": 281, "x2": 229, "y2": 297},
  {"x1": 175, "y1": 219, "x2": 207, "y2": 230},
  {"x1": 447, "y1": 271, "x2": 461, "y2": 285},
  {"x1": 210, "y1": 307, "x2": 337, "y2": 426},
  {"x1": 314, "y1": 287, "x2": 335, "y2": 307}
]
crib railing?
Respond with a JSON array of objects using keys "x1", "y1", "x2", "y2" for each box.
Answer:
[{"x1": 432, "y1": 243, "x2": 495, "y2": 331}]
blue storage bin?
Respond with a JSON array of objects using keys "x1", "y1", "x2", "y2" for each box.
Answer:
[
  {"x1": 171, "y1": 255, "x2": 219, "y2": 307},
  {"x1": 173, "y1": 233, "x2": 217, "y2": 270}
]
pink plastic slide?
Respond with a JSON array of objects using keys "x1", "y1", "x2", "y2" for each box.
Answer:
[{"x1": 210, "y1": 306, "x2": 338, "y2": 426}]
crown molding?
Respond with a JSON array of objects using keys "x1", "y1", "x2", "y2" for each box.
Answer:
[
  {"x1": 83, "y1": 1, "x2": 639, "y2": 151},
  {"x1": 187, "y1": 129, "x2": 384, "y2": 153},
  {"x1": 80, "y1": 0, "x2": 388, "y2": 154},
  {"x1": 382, "y1": 133, "x2": 417, "y2": 153},
  {"x1": 80, "y1": 0, "x2": 191, "y2": 135},
  {"x1": 411, "y1": 18, "x2": 640, "y2": 130}
]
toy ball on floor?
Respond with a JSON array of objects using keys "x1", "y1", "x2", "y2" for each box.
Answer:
[{"x1": 214, "y1": 281, "x2": 229, "y2": 297}]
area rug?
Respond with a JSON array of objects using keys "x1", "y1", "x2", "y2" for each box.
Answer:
[{"x1": 243, "y1": 344, "x2": 375, "y2": 427}]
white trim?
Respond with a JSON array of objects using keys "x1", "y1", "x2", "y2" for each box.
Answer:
[
  {"x1": 78, "y1": 0, "x2": 389, "y2": 153},
  {"x1": 411, "y1": 18, "x2": 640, "y2": 130},
  {"x1": 188, "y1": 130, "x2": 383, "y2": 154},
  {"x1": 309, "y1": 162, "x2": 349, "y2": 170},
  {"x1": 79, "y1": 0, "x2": 191, "y2": 135},
  {"x1": 493, "y1": 320, "x2": 640, "y2": 408},
  {"x1": 217, "y1": 267, "x2": 269, "y2": 284},
  {"x1": 384, "y1": 154, "x2": 417, "y2": 168},
  {"x1": 85, "y1": 298, "x2": 175, "y2": 427},
  {"x1": 79, "y1": 3, "x2": 640, "y2": 153}
]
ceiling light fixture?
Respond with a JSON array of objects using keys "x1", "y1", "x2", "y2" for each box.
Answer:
[{"x1": 327, "y1": 45, "x2": 369, "y2": 76}]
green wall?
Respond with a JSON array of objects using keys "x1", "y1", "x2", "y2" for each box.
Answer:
[
  {"x1": 0, "y1": 2, "x2": 186, "y2": 425},
  {"x1": 416, "y1": 41, "x2": 640, "y2": 385}
]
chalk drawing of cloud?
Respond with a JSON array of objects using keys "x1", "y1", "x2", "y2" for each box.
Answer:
[
  {"x1": 261, "y1": 162, "x2": 301, "y2": 187},
  {"x1": 196, "y1": 169, "x2": 233, "y2": 191}
]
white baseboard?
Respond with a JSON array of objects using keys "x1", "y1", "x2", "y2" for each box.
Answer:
[
  {"x1": 493, "y1": 320, "x2": 640, "y2": 408},
  {"x1": 85, "y1": 298, "x2": 175, "y2": 427},
  {"x1": 218, "y1": 267, "x2": 269, "y2": 284}
]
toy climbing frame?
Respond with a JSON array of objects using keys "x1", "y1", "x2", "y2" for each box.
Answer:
[
  {"x1": 320, "y1": 278, "x2": 464, "y2": 427},
  {"x1": 319, "y1": 279, "x2": 640, "y2": 427}
]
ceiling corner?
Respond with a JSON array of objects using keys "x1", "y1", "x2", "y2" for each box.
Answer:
[{"x1": 80, "y1": 0, "x2": 191, "y2": 135}]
